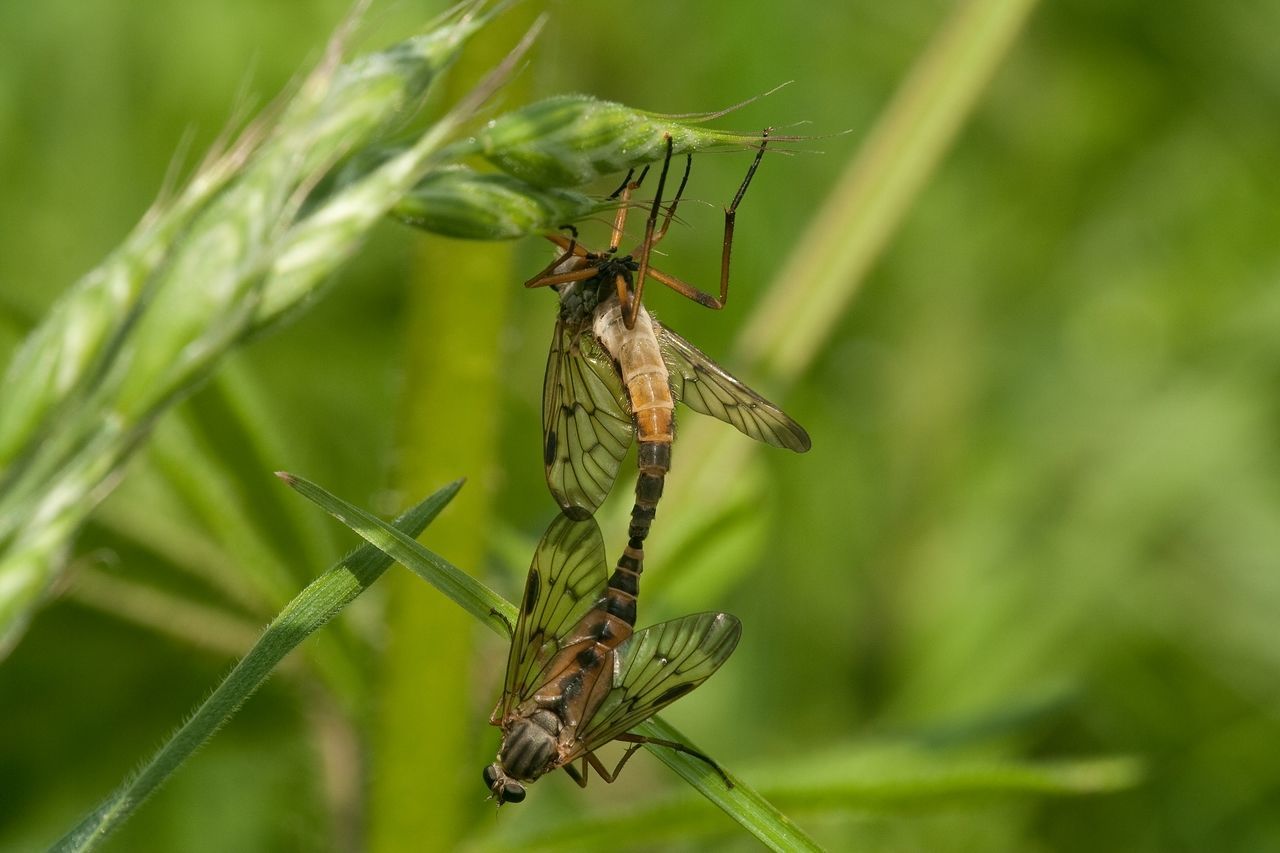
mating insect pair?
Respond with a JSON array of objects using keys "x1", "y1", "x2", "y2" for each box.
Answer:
[{"x1": 485, "y1": 134, "x2": 810, "y2": 804}]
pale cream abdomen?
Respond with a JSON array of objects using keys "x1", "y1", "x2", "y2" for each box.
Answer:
[{"x1": 593, "y1": 298, "x2": 674, "y2": 444}]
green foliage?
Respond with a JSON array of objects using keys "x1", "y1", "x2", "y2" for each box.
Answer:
[
  {"x1": 0, "y1": 2, "x2": 507, "y2": 651},
  {"x1": 52, "y1": 480, "x2": 461, "y2": 852},
  {"x1": 3, "y1": 0, "x2": 1277, "y2": 850}
]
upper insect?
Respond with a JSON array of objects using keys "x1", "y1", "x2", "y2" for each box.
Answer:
[{"x1": 526, "y1": 133, "x2": 811, "y2": 534}]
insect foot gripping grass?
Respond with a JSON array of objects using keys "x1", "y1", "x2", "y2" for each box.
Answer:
[{"x1": 393, "y1": 96, "x2": 788, "y2": 241}]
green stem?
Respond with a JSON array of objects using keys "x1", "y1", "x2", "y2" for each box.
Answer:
[{"x1": 367, "y1": 11, "x2": 535, "y2": 850}]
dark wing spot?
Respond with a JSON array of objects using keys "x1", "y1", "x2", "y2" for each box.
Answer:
[
  {"x1": 544, "y1": 431, "x2": 558, "y2": 466},
  {"x1": 562, "y1": 504, "x2": 592, "y2": 521},
  {"x1": 523, "y1": 570, "x2": 541, "y2": 615},
  {"x1": 654, "y1": 683, "x2": 695, "y2": 705}
]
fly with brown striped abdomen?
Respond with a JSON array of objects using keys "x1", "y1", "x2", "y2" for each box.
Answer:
[{"x1": 484, "y1": 513, "x2": 740, "y2": 805}]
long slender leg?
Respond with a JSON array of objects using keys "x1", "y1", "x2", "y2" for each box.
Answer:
[
  {"x1": 714, "y1": 128, "x2": 771, "y2": 310},
  {"x1": 608, "y1": 167, "x2": 649, "y2": 253},
  {"x1": 525, "y1": 226, "x2": 587, "y2": 288},
  {"x1": 627, "y1": 135, "x2": 677, "y2": 328},
  {"x1": 633, "y1": 129, "x2": 771, "y2": 313},
  {"x1": 612, "y1": 732, "x2": 734, "y2": 788},
  {"x1": 607, "y1": 168, "x2": 635, "y2": 200},
  {"x1": 561, "y1": 752, "x2": 620, "y2": 789},
  {"x1": 563, "y1": 760, "x2": 588, "y2": 787},
  {"x1": 560, "y1": 735, "x2": 733, "y2": 788},
  {"x1": 490, "y1": 608, "x2": 514, "y2": 638},
  {"x1": 653, "y1": 154, "x2": 693, "y2": 245},
  {"x1": 526, "y1": 265, "x2": 602, "y2": 291},
  {"x1": 607, "y1": 165, "x2": 651, "y2": 199}
]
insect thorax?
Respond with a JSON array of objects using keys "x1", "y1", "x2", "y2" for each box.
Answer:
[
  {"x1": 557, "y1": 255, "x2": 639, "y2": 323},
  {"x1": 499, "y1": 709, "x2": 561, "y2": 781}
]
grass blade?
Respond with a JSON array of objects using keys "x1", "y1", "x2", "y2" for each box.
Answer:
[
  {"x1": 279, "y1": 472, "x2": 513, "y2": 630},
  {"x1": 634, "y1": 716, "x2": 823, "y2": 852},
  {"x1": 50, "y1": 480, "x2": 461, "y2": 853}
]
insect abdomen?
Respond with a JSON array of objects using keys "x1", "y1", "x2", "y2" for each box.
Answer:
[{"x1": 593, "y1": 299, "x2": 675, "y2": 545}]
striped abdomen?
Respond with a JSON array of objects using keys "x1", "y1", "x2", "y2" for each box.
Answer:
[
  {"x1": 531, "y1": 537, "x2": 645, "y2": 730},
  {"x1": 593, "y1": 298, "x2": 673, "y2": 543}
]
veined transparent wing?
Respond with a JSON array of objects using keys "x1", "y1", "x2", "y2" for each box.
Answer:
[
  {"x1": 502, "y1": 515, "x2": 610, "y2": 718},
  {"x1": 657, "y1": 325, "x2": 811, "y2": 453},
  {"x1": 543, "y1": 316, "x2": 634, "y2": 519},
  {"x1": 567, "y1": 612, "x2": 742, "y2": 758}
]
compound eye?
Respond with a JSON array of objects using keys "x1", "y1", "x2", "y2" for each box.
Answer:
[
  {"x1": 482, "y1": 764, "x2": 500, "y2": 789},
  {"x1": 502, "y1": 782, "x2": 526, "y2": 804}
]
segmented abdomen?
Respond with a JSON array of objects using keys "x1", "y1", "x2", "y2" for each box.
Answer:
[{"x1": 593, "y1": 299, "x2": 674, "y2": 543}]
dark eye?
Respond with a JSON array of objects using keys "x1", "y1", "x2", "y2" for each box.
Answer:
[
  {"x1": 502, "y1": 782, "x2": 526, "y2": 804},
  {"x1": 483, "y1": 764, "x2": 500, "y2": 788}
]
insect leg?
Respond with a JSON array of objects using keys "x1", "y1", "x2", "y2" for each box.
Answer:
[
  {"x1": 607, "y1": 166, "x2": 649, "y2": 253},
  {"x1": 715, "y1": 128, "x2": 771, "y2": 310},
  {"x1": 490, "y1": 608, "x2": 514, "y2": 638},
  {"x1": 563, "y1": 759, "x2": 589, "y2": 788},
  {"x1": 607, "y1": 163, "x2": 651, "y2": 198},
  {"x1": 643, "y1": 128, "x2": 770, "y2": 312},
  {"x1": 561, "y1": 752, "x2": 620, "y2": 788},
  {"x1": 607, "y1": 168, "x2": 636, "y2": 200},
  {"x1": 628, "y1": 134, "x2": 677, "y2": 329},
  {"x1": 652, "y1": 153, "x2": 693, "y2": 245},
  {"x1": 612, "y1": 732, "x2": 734, "y2": 788},
  {"x1": 525, "y1": 227, "x2": 588, "y2": 288}
]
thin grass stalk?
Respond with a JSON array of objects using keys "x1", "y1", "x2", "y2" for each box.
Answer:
[
  {"x1": 50, "y1": 480, "x2": 462, "y2": 853},
  {"x1": 368, "y1": 8, "x2": 538, "y2": 849}
]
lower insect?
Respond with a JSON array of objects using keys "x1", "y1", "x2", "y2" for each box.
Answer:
[{"x1": 485, "y1": 513, "x2": 741, "y2": 804}]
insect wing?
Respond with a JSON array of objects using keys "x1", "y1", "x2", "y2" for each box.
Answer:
[
  {"x1": 502, "y1": 515, "x2": 610, "y2": 718},
  {"x1": 657, "y1": 325, "x2": 811, "y2": 453},
  {"x1": 567, "y1": 612, "x2": 742, "y2": 758},
  {"x1": 543, "y1": 317, "x2": 634, "y2": 519}
]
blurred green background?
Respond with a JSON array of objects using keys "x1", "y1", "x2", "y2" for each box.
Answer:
[{"x1": 3, "y1": 0, "x2": 1279, "y2": 850}]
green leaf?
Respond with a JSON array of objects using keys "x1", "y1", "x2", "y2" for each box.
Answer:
[
  {"x1": 50, "y1": 480, "x2": 461, "y2": 853},
  {"x1": 280, "y1": 472, "x2": 514, "y2": 632}
]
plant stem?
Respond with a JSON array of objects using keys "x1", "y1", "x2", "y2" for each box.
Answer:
[{"x1": 367, "y1": 8, "x2": 537, "y2": 849}]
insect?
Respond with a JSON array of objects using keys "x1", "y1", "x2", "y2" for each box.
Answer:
[
  {"x1": 525, "y1": 135, "x2": 811, "y2": 541},
  {"x1": 484, "y1": 513, "x2": 740, "y2": 805}
]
